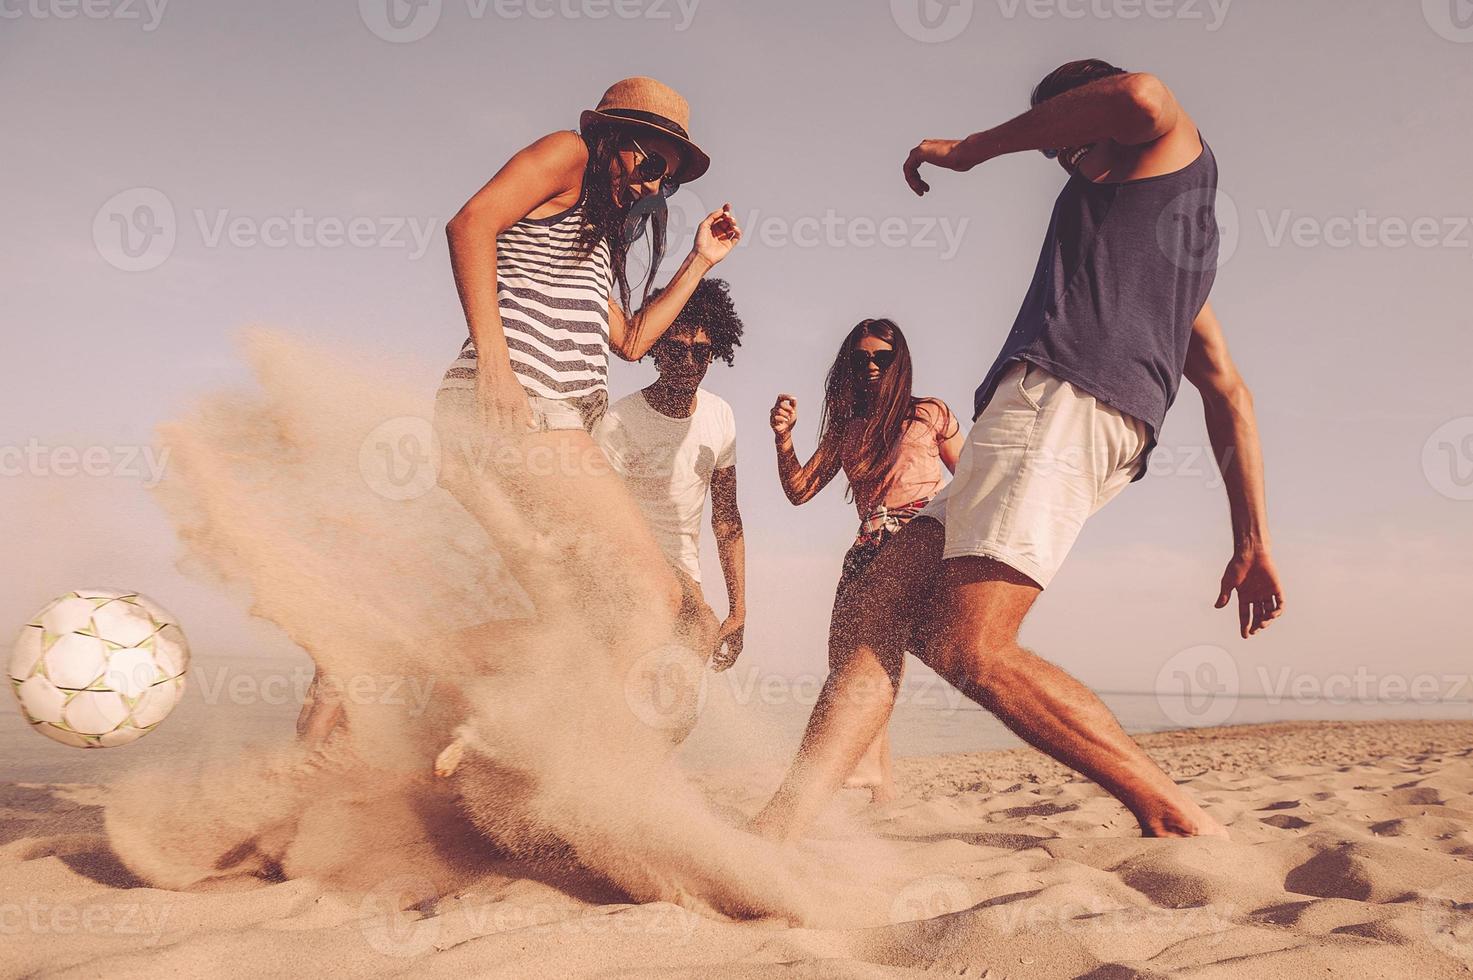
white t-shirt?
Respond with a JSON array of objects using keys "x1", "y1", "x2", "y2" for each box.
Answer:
[{"x1": 594, "y1": 388, "x2": 737, "y2": 583}]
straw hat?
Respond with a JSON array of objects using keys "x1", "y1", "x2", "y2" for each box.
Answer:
[{"x1": 580, "y1": 76, "x2": 710, "y2": 183}]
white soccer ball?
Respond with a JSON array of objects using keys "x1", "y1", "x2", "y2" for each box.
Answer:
[{"x1": 9, "y1": 589, "x2": 189, "y2": 748}]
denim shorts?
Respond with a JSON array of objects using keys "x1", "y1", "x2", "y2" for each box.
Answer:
[{"x1": 434, "y1": 386, "x2": 607, "y2": 437}]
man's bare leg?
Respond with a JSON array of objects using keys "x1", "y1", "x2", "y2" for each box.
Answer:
[
  {"x1": 918, "y1": 555, "x2": 1228, "y2": 838},
  {"x1": 752, "y1": 519, "x2": 1227, "y2": 840},
  {"x1": 841, "y1": 732, "x2": 896, "y2": 804},
  {"x1": 919, "y1": 555, "x2": 1227, "y2": 837}
]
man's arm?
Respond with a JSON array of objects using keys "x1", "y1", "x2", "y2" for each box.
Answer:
[
  {"x1": 1183, "y1": 300, "x2": 1285, "y2": 638},
  {"x1": 709, "y1": 464, "x2": 746, "y2": 671},
  {"x1": 903, "y1": 73, "x2": 1191, "y2": 195}
]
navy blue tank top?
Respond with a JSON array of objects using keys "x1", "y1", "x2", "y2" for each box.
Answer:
[{"x1": 974, "y1": 137, "x2": 1220, "y2": 472}]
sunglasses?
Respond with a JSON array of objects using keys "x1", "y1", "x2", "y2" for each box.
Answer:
[
  {"x1": 626, "y1": 135, "x2": 679, "y2": 195},
  {"x1": 658, "y1": 338, "x2": 713, "y2": 363},
  {"x1": 851, "y1": 348, "x2": 897, "y2": 371}
]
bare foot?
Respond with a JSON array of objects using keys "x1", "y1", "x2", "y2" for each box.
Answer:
[
  {"x1": 433, "y1": 737, "x2": 466, "y2": 778},
  {"x1": 1140, "y1": 800, "x2": 1231, "y2": 839}
]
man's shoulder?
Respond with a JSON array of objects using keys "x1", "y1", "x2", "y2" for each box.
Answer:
[
  {"x1": 607, "y1": 390, "x2": 648, "y2": 415},
  {"x1": 697, "y1": 388, "x2": 733, "y2": 413},
  {"x1": 697, "y1": 389, "x2": 737, "y2": 429}
]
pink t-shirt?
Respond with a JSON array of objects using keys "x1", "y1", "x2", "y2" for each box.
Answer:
[{"x1": 840, "y1": 399, "x2": 956, "y2": 522}]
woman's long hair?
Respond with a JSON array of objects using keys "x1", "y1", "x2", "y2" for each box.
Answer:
[
  {"x1": 576, "y1": 125, "x2": 668, "y2": 314},
  {"x1": 816, "y1": 319, "x2": 924, "y2": 500}
]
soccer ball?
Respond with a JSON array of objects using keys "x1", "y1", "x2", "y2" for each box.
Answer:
[{"x1": 9, "y1": 589, "x2": 189, "y2": 748}]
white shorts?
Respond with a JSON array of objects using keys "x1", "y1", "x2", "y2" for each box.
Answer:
[{"x1": 919, "y1": 361, "x2": 1149, "y2": 589}]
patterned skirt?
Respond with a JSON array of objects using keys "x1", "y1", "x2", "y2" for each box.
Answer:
[{"x1": 832, "y1": 497, "x2": 934, "y2": 603}]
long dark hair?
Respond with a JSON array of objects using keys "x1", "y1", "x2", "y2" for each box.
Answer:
[
  {"x1": 575, "y1": 125, "x2": 668, "y2": 314},
  {"x1": 816, "y1": 319, "x2": 924, "y2": 498}
]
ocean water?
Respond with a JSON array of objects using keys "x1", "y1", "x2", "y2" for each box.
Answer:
[{"x1": 4, "y1": 651, "x2": 1468, "y2": 786}]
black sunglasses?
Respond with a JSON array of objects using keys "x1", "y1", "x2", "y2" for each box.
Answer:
[
  {"x1": 626, "y1": 135, "x2": 672, "y2": 185},
  {"x1": 851, "y1": 348, "x2": 897, "y2": 371},
  {"x1": 658, "y1": 338, "x2": 713, "y2": 363}
]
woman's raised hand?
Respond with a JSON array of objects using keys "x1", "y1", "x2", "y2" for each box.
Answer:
[
  {"x1": 695, "y1": 204, "x2": 742, "y2": 266},
  {"x1": 770, "y1": 394, "x2": 798, "y2": 439}
]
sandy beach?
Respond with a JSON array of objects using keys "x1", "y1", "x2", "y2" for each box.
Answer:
[{"x1": 4, "y1": 718, "x2": 1471, "y2": 979}]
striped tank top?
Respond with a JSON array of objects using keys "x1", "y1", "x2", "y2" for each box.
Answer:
[{"x1": 441, "y1": 194, "x2": 613, "y2": 400}]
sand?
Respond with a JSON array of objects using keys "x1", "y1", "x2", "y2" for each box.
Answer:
[{"x1": 4, "y1": 718, "x2": 1472, "y2": 979}]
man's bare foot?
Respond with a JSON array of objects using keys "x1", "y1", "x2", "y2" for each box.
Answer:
[
  {"x1": 434, "y1": 736, "x2": 466, "y2": 778},
  {"x1": 1140, "y1": 799, "x2": 1230, "y2": 839},
  {"x1": 840, "y1": 773, "x2": 896, "y2": 806}
]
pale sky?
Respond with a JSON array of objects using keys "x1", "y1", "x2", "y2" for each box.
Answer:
[{"x1": 4, "y1": 0, "x2": 1472, "y2": 716}]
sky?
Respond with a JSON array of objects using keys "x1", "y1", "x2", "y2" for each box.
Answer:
[{"x1": 3, "y1": 0, "x2": 1472, "y2": 724}]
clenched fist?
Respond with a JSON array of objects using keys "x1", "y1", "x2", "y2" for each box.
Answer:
[{"x1": 770, "y1": 394, "x2": 798, "y2": 439}]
